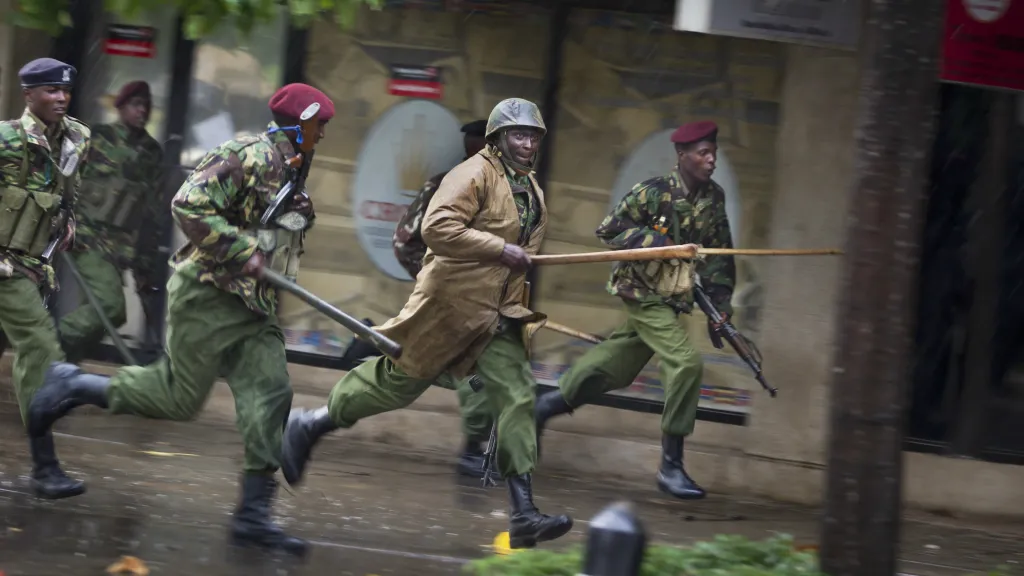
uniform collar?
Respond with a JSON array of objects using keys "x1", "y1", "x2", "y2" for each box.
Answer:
[
  {"x1": 111, "y1": 120, "x2": 132, "y2": 139},
  {"x1": 669, "y1": 168, "x2": 710, "y2": 202},
  {"x1": 20, "y1": 108, "x2": 64, "y2": 153}
]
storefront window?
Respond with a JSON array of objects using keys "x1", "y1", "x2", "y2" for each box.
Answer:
[
  {"x1": 984, "y1": 94, "x2": 1024, "y2": 456},
  {"x1": 180, "y1": 14, "x2": 289, "y2": 168},
  {"x1": 533, "y1": 10, "x2": 783, "y2": 416},
  {"x1": 61, "y1": 6, "x2": 179, "y2": 345},
  {"x1": 75, "y1": 6, "x2": 178, "y2": 142}
]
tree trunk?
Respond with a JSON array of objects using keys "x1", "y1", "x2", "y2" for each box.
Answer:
[{"x1": 820, "y1": 1, "x2": 943, "y2": 575}]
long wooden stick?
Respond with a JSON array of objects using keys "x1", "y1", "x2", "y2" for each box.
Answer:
[
  {"x1": 542, "y1": 320, "x2": 604, "y2": 344},
  {"x1": 531, "y1": 246, "x2": 843, "y2": 266}
]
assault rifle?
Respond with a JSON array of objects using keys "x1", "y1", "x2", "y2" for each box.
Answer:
[
  {"x1": 261, "y1": 101, "x2": 320, "y2": 229},
  {"x1": 692, "y1": 283, "x2": 777, "y2": 398},
  {"x1": 39, "y1": 200, "x2": 72, "y2": 310}
]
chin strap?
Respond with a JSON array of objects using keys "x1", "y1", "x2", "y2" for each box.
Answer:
[
  {"x1": 267, "y1": 124, "x2": 305, "y2": 144},
  {"x1": 492, "y1": 137, "x2": 534, "y2": 176}
]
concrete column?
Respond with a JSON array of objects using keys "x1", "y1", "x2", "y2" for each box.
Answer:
[
  {"x1": 2, "y1": 25, "x2": 51, "y2": 119},
  {"x1": 736, "y1": 44, "x2": 860, "y2": 502},
  {"x1": 0, "y1": 0, "x2": 13, "y2": 118}
]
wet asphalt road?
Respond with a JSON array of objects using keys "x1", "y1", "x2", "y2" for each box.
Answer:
[{"x1": 1, "y1": 404, "x2": 1023, "y2": 575}]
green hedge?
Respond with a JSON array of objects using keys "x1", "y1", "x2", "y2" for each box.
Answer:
[{"x1": 463, "y1": 534, "x2": 1009, "y2": 576}]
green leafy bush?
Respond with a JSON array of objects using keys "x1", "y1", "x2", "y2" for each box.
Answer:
[
  {"x1": 464, "y1": 534, "x2": 824, "y2": 576},
  {"x1": 464, "y1": 534, "x2": 1013, "y2": 576},
  {"x1": 6, "y1": 0, "x2": 382, "y2": 38}
]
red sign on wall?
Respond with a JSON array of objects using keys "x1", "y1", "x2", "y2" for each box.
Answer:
[
  {"x1": 104, "y1": 25, "x2": 157, "y2": 59},
  {"x1": 387, "y1": 64, "x2": 443, "y2": 100},
  {"x1": 941, "y1": 0, "x2": 1024, "y2": 92}
]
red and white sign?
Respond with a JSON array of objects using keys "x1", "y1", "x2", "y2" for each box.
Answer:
[
  {"x1": 387, "y1": 64, "x2": 443, "y2": 100},
  {"x1": 941, "y1": 0, "x2": 1024, "y2": 92},
  {"x1": 104, "y1": 24, "x2": 157, "y2": 59}
]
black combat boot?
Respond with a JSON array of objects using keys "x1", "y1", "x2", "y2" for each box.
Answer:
[
  {"x1": 656, "y1": 434, "x2": 706, "y2": 500},
  {"x1": 456, "y1": 436, "x2": 501, "y2": 483},
  {"x1": 29, "y1": 432, "x2": 86, "y2": 499},
  {"x1": 506, "y1": 474, "x2": 573, "y2": 549},
  {"x1": 28, "y1": 362, "x2": 110, "y2": 437},
  {"x1": 230, "y1": 472, "x2": 307, "y2": 555},
  {"x1": 280, "y1": 407, "x2": 338, "y2": 486},
  {"x1": 533, "y1": 390, "x2": 574, "y2": 458}
]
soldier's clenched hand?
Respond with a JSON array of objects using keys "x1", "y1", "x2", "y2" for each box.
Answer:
[
  {"x1": 498, "y1": 244, "x2": 531, "y2": 272},
  {"x1": 679, "y1": 242, "x2": 700, "y2": 256},
  {"x1": 59, "y1": 216, "x2": 76, "y2": 252},
  {"x1": 241, "y1": 251, "x2": 266, "y2": 277},
  {"x1": 290, "y1": 192, "x2": 314, "y2": 217}
]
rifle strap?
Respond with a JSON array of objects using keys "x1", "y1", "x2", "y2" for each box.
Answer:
[{"x1": 16, "y1": 123, "x2": 29, "y2": 187}]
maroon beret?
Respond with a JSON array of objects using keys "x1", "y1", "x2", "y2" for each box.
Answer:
[
  {"x1": 114, "y1": 81, "x2": 151, "y2": 109},
  {"x1": 671, "y1": 120, "x2": 718, "y2": 145},
  {"x1": 268, "y1": 83, "x2": 336, "y2": 121}
]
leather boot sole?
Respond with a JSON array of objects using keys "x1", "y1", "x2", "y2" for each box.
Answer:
[
  {"x1": 32, "y1": 480, "x2": 85, "y2": 500},
  {"x1": 229, "y1": 531, "x2": 309, "y2": 557},
  {"x1": 509, "y1": 516, "x2": 574, "y2": 549},
  {"x1": 656, "y1": 474, "x2": 707, "y2": 500}
]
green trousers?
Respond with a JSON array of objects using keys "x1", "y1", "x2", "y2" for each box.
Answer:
[
  {"x1": 558, "y1": 299, "x2": 704, "y2": 437},
  {"x1": 0, "y1": 276, "x2": 65, "y2": 425},
  {"x1": 327, "y1": 325, "x2": 536, "y2": 477},
  {"x1": 58, "y1": 249, "x2": 126, "y2": 362},
  {"x1": 106, "y1": 272, "x2": 292, "y2": 471},
  {"x1": 449, "y1": 374, "x2": 494, "y2": 440}
]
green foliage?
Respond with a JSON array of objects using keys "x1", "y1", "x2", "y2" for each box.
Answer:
[
  {"x1": 463, "y1": 534, "x2": 1014, "y2": 576},
  {"x1": 464, "y1": 534, "x2": 825, "y2": 576},
  {"x1": 5, "y1": 0, "x2": 383, "y2": 39}
]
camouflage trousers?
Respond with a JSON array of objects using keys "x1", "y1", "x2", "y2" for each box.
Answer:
[
  {"x1": 58, "y1": 249, "x2": 126, "y2": 363},
  {"x1": 557, "y1": 299, "x2": 704, "y2": 437},
  {"x1": 0, "y1": 275, "x2": 65, "y2": 425},
  {"x1": 326, "y1": 324, "x2": 537, "y2": 478},
  {"x1": 106, "y1": 272, "x2": 292, "y2": 471}
]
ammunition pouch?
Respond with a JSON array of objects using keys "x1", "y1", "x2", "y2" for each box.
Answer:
[
  {"x1": 254, "y1": 217, "x2": 304, "y2": 281},
  {"x1": 0, "y1": 122, "x2": 69, "y2": 257},
  {"x1": 78, "y1": 176, "x2": 145, "y2": 233},
  {"x1": 0, "y1": 186, "x2": 62, "y2": 256},
  {"x1": 640, "y1": 258, "x2": 696, "y2": 298}
]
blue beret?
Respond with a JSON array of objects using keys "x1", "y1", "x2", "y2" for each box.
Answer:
[
  {"x1": 19, "y1": 58, "x2": 76, "y2": 88},
  {"x1": 671, "y1": 121, "x2": 718, "y2": 145},
  {"x1": 461, "y1": 120, "x2": 487, "y2": 137}
]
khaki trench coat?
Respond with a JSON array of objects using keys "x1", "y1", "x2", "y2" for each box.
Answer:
[{"x1": 376, "y1": 147, "x2": 548, "y2": 380}]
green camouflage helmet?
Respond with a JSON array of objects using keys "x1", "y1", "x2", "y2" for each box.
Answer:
[{"x1": 485, "y1": 98, "x2": 546, "y2": 139}]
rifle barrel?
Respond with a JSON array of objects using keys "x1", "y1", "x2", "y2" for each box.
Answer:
[{"x1": 59, "y1": 252, "x2": 139, "y2": 365}]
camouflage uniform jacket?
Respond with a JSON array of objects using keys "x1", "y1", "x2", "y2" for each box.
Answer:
[
  {"x1": 393, "y1": 147, "x2": 539, "y2": 278},
  {"x1": 393, "y1": 169, "x2": 448, "y2": 278},
  {"x1": 596, "y1": 169, "x2": 735, "y2": 316},
  {"x1": 0, "y1": 109, "x2": 91, "y2": 289},
  {"x1": 170, "y1": 122, "x2": 312, "y2": 317},
  {"x1": 77, "y1": 121, "x2": 164, "y2": 273}
]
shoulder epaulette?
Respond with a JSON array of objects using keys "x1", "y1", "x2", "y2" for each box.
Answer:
[
  {"x1": 64, "y1": 115, "x2": 91, "y2": 138},
  {"x1": 217, "y1": 133, "x2": 268, "y2": 154}
]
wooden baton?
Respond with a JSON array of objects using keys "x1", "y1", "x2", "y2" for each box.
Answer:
[
  {"x1": 530, "y1": 246, "x2": 843, "y2": 266},
  {"x1": 542, "y1": 320, "x2": 604, "y2": 344}
]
